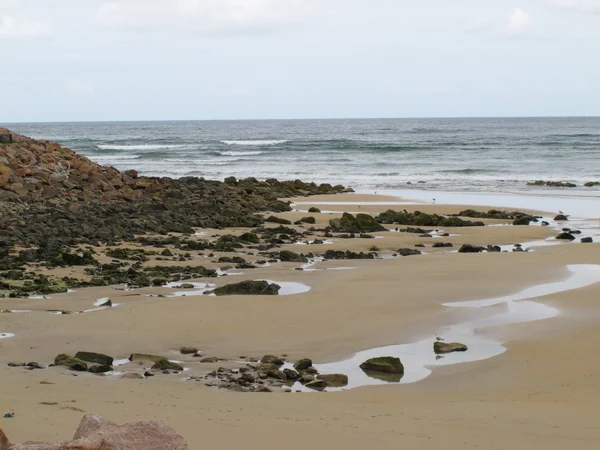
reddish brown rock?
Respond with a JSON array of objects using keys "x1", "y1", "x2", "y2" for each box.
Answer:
[{"x1": 4, "y1": 413, "x2": 188, "y2": 449}]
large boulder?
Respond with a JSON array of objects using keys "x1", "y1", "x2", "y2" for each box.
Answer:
[
  {"x1": 434, "y1": 342, "x2": 468, "y2": 354},
  {"x1": 75, "y1": 351, "x2": 114, "y2": 366},
  {"x1": 359, "y1": 357, "x2": 404, "y2": 374},
  {"x1": 206, "y1": 280, "x2": 281, "y2": 296},
  {"x1": 54, "y1": 354, "x2": 88, "y2": 371},
  {"x1": 554, "y1": 214, "x2": 569, "y2": 221},
  {"x1": 5, "y1": 413, "x2": 188, "y2": 449}
]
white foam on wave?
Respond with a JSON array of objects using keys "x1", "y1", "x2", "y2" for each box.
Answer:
[
  {"x1": 97, "y1": 144, "x2": 188, "y2": 151},
  {"x1": 91, "y1": 155, "x2": 140, "y2": 161},
  {"x1": 218, "y1": 151, "x2": 264, "y2": 157},
  {"x1": 285, "y1": 264, "x2": 600, "y2": 392},
  {"x1": 221, "y1": 140, "x2": 288, "y2": 146}
]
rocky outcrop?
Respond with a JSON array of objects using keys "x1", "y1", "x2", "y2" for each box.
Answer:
[
  {"x1": 260, "y1": 355, "x2": 285, "y2": 365},
  {"x1": 359, "y1": 357, "x2": 404, "y2": 374},
  {"x1": 0, "y1": 128, "x2": 346, "y2": 252},
  {"x1": 434, "y1": 342, "x2": 468, "y2": 354},
  {"x1": 54, "y1": 354, "x2": 88, "y2": 371},
  {"x1": 3, "y1": 412, "x2": 187, "y2": 449},
  {"x1": 206, "y1": 280, "x2": 281, "y2": 296}
]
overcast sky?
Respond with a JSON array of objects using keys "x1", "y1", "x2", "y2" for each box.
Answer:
[{"x1": 1, "y1": 0, "x2": 599, "y2": 122}]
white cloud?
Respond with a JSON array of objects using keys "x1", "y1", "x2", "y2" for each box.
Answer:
[
  {"x1": 96, "y1": 0, "x2": 306, "y2": 34},
  {"x1": 506, "y1": 8, "x2": 532, "y2": 36},
  {"x1": 468, "y1": 7, "x2": 532, "y2": 37},
  {"x1": 0, "y1": 15, "x2": 48, "y2": 39},
  {"x1": 554, "y1": 0, "x2": 600, "y2": 13}
]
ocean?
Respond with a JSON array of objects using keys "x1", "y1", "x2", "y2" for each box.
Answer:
[{"x1": 5, "y1": 117, "x2": 600, "y2": 193}]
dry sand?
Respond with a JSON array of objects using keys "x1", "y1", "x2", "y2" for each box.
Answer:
[{"x1": 1, "y1": 193, "x2": 600, "y2": 449}]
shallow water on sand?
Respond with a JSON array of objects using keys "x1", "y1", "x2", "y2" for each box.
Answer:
[{"x1": 286, "y1": 264, "x2": 600, "y2": 391}]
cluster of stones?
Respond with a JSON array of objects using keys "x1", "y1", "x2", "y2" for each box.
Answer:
[{"x1": 527, "y1": 180, "x2": 600, "y2": 188}]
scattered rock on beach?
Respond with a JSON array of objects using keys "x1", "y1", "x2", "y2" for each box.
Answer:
[
  {"x1": 305, "y1": 379, "x2": 328, "y2": 391},
  {"x1": 54, "y1": 354, "x2": 88, "y2": 372},
  {"x1": 308, "y1": 207, "x2": 321, "y2": 213},
  {"x1": 317, "y1": 374, "x2": 349, "y2": 387},
  {"x1": 432, "y1": 242, "x2": 453, "y2": 248},
  {"x1": 458, "y1": 244, "x2": 485, "y2": 253},
  {"x1": 359, "y1": 357, "x2": 404, "y2": 374},
  {"x1": 260, "y1": 355, "x2": 285, "y2": 365},
  {"x1": 75, "y1": 351, "x2": 114, "y2": 366},
  {"x1": 554, "y1": 214, "x2": 569, "y2": 221},
  {"x1": 129, "y1": 354, "x2": 167, "y2": 363},
  {"x1": 434, "y1": 342, "x2": 468, "y2": 354},
  {"x1": 556, "y1": 232, "x2": 576, "y2": 241},
  {"x1": 88, "y1": 364, "x2": 113, "y2": 374},
  {"x1": 581, "y1": 237, "x2": 593, "y2": 243},
  {"x1": 200, "y1": 357, "x2": 219, "y2": 363},
  {"x1": 396, "y1": 248, "x2": 422, "y2": 256},
  {"x1": 151, "y1": 359, "x2": 183, "y2": 371},
  {"x1": 206, "y1": 280, "x2": 281, "y2": 296},
  {"x1": 180, "y1": 347, "x2": 198, "y2": 355},
  {"x1": 329, "y1": 212, "x2": 387, "y2": 233},
  {"x1": 294, "y1": 358, "x2": 313, "y2": 371}
]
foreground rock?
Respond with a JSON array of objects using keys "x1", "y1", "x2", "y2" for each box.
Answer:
[
  {"x1": 434, "y1": 342, "x2": 468, "y2": 354},
  {"x1": 359, "y1": 357, "x2": 404, "y2": 374},
  {"x1": 205, "y1": 280, "x2": 281, "y2": 296},
  {"x1": 2, "y1": 412, "x2": 188, "y2": 449}
]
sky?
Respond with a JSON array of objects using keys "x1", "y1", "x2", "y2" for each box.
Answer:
[{"x1": 1, "y1": 0, "x2": 599, "y2": 122}]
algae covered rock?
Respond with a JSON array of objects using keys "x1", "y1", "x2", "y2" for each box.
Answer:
[
  {"x1": 293, "y1": 358, "x2": 313, "y2": 371},
  {"x1": 129, "y1": 353, "x2": 168, "y2": 363},
  {"x1": 359, "y1": 356, "x2": 404, "y2": 374},
  {"x1": 279, "y1": 250, "x2": 308, "y2": 263},
  {"x1": 556, "y1": 232, "x2": 575, "y2": 241},
  {"x1": 54, "y1": 354, "x2": 88, "y2": 371},
  {"x1": 396, "y1": 248, "x2": 422, "y2": 256},
  {"x1": 305, "y1": 379, "x2": 327, "y2": 390},
  {"x1": 180, "y1": 347, "x2": 198, "y2": 355},
  {"x1": 89, "y1": 364, "x2": 113, "y2": 374},
  {"x1": 433, "y1": 342, "x2": 468, "y2": 354},
  {"x1": 151, "y1": 359, "x2": 183, "y2": 371},
  {"x1": 260, "y1": 355, "x2": 285, "y2": 365},
  {"x1": 308, "y1": 207, "x2": 321, "y2": 213},
  {"x1": 206, "y1": 280, "x2": 281, "y2": 296},
  {"x1": 317, "y1": 373, "x2": 348, "y2": 387},
  {"x1": 458, "y1": 244, "x2": 485, "y2": 253},
  {"x1": 75, "y1": 351, "x2": 114, "y2": 366},
  {"x1": 330, "y1": 212, "x2": 386, "y2": 233}
]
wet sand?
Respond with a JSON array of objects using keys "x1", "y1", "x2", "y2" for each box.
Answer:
[{"x1": 1, "y1": 192, "x2": 600, "y2": 449}]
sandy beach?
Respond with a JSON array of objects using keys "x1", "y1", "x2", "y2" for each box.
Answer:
[{"x1": 2, "y1": 191, "x2": 600, "y2": 449}]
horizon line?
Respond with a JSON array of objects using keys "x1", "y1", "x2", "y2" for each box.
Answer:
[{"x1": 2, "y1": 115, "x2": 600, "y2": 125}]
